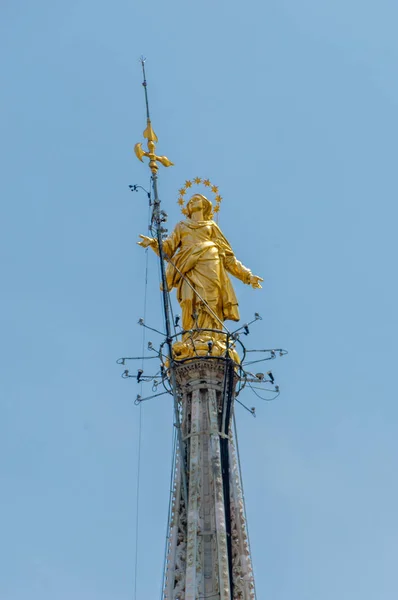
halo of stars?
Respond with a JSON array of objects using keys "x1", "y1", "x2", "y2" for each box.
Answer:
[{"x1": 177, "y1": 177, "x2": 223, "y2": 217}]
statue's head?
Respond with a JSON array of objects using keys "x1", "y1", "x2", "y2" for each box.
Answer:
[{"x1": 186, "y1": 194, "x2": 213, "y2": 220}]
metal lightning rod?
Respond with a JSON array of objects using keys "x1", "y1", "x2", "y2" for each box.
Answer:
[{"x1": 134, "y1": 57, "x2": 188, "y2": 508}]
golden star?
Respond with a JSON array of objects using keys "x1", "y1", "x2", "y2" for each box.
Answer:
[
  {"x1": 211, "y1": 185, "x2": 218, "y2": 193},
  {"x1": 194, "y1": 177, "x2": 202, "y2": 184},
  {"x1": 177, "y1": 197, "x2": 184, "y2": 205},
  {"x1": 182, "y1": 207, "x2": 188, "y2": 215},
  {"x1": 178, "y1": 188, "x2": 186, "y2": 196},
  {"x1": 203, "y1": 179, "x2": 211, "y2": 187},
  {"x1": 215, "y1": 195, "x2": 222, "y2": 203},
  {"x1": 185, "y1": 180, "x2": 192, "y2": 188},
  {"x1": 213, "y1": 205, "x2": 220, "y2": 213}
]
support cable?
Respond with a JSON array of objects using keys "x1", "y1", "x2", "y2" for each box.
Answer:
[
  {"x1": 133, "y1": 204, "x2": 150, "y2": 600},
  {"x1": 248, "y1": 382, "x2": 280, "y2": 402},
  {"x1": 163, "y1": 254, "x2": 230, "y2": 334},
  {"x1": 219, "y1": 345, "x2": 235, "y2": 597},
  {"x1": 151, "y1": 171, "x2": 189, "y2": 510}
]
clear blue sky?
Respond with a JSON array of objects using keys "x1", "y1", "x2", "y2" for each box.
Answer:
[{"x1": 1, "y1": 1, "x2": 397, "y2": 599}]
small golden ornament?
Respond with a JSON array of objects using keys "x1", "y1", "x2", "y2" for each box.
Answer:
[{"x1": 176, "y1": 178, "x2": 223, "y2": 217}]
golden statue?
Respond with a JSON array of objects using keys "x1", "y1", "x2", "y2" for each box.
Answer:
[
  {"x1": 133, "y1": 62, "x2": 261, "y2": 359},
  {"x1": 138, "y1": 194, "x2": 263, "y2": 358}
]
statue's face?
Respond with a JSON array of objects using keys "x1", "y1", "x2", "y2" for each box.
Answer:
[{"x1": 188, "y1": 195, "x2": 203, "y2": 213}]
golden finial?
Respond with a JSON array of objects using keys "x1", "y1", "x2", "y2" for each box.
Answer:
[{"x1": 134, "y1": 58, "x2": 174, "y2": 175}]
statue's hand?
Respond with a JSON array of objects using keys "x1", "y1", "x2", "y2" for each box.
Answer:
[
  {"x1": 137, "y1": 234, "x2": 155, "y2": 248},
  {"x1": 250, "y1": 275, "x2": 263, "y2": 289}
]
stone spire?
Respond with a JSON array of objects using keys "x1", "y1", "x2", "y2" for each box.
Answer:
[{"x1": 164, "y1": 360, "x2": 255, "y2": 600}]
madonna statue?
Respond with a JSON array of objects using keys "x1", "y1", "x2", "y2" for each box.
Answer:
[{"x1": 138, "y1": 194, "x2": 262, "y2": 358}]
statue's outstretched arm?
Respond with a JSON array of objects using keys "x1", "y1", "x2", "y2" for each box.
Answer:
[
  {"x1": 137, "y1": 223, "x2": 181, "y2": 259},
  {"x1": 224, "y1": 254, "x2": 263, "y2": 288},
  {"x1": 213, "y1": 224, "x2": 263, "y2": 289},
  {"x1": 137, "y1": 234, "x2": 158, "y2": 252}
]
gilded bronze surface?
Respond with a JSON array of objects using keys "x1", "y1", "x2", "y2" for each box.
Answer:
[
  {"x1": 135, "y1": 121, "x2": 174, "y2": 175},
  {"x1": 138, "y1": 194, "x2": 263, "y2": 359}
]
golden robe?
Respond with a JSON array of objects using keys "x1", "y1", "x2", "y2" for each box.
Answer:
[{"x1": 162, "y1": 218, "x2": 252, "y2": 333}]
